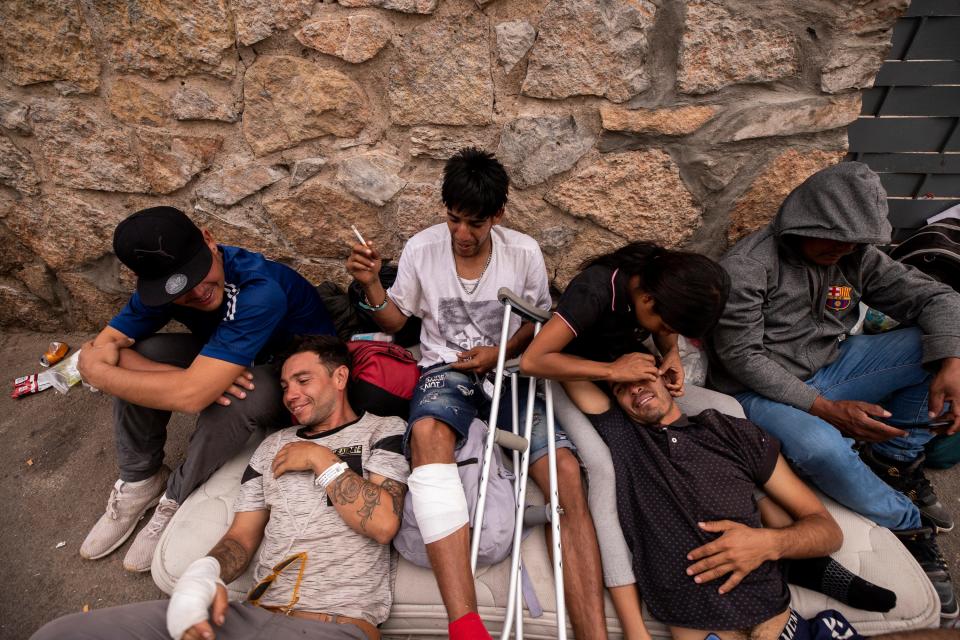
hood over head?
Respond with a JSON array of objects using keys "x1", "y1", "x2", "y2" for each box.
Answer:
[{"x1": 773, "y1": 161, "x2": 891, "y2": 245}]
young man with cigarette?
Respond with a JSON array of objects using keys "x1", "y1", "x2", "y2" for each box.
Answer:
[
  {"x1": 345, "y1": 148, "x2": 607, "y2": 639},
  {"x1": 33, "y1": 336, "x2": 407, "y2": 640},
  {"x1": 76, "y1": 206, "x2": 336, "y2": 573}
]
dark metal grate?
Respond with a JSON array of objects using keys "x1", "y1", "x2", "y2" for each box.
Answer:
[{"x1": 847, "y1": 0, "x2": 960, "y2": 241}]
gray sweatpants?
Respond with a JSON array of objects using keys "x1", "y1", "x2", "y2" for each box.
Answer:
[
  {"x1": 115, "y1": 334, "x2": 287, "y2": 504},
  {"x1": 30, "y1": 600, "x2": 364, "y2": 640},
  {"x1": 552, "y1": 383, "x2": 745, "y2": 588}
]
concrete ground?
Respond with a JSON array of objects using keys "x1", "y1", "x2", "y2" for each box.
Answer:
[{"x1": 2, "y1": 329, "x2": 960, "y2": 640}]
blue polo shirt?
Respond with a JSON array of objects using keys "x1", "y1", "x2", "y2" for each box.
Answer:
[{"x1": 109, "y1": 245, "x2": 335, "y2": 366}]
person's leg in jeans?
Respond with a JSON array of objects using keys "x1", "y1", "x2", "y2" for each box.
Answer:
[
  {"x1": 498, "y1": 381, "x2": 607, "y2": 640},
  {"x1": 123, "y1": 337, "x2": 286, "y2": 571},
  {"x1": 404, "y1": 368, "x2": 488, "y2": 639},
  {"x1": 82, "y1": 334, "x2": 203, "y2": 562}
]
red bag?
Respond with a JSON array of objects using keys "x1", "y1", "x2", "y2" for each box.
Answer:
[{"x1": 347, "y1": 341, "x2": 419, "y2": 420}]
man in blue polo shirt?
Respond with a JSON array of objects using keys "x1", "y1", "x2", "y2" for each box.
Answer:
[{"x1": 76, "y1": 206, "x2": 335, "y2": 573}]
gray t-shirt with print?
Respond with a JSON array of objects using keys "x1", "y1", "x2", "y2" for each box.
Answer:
[{"x1": 234, "y1": 412, "x2": 409, "y2": 624}]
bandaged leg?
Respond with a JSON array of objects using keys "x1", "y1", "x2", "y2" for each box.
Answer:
[
  {"x1": 166, "y1": 556, "x2": 225, "y2": 640},
  {"x1": 408, "y1": 463, "x2": 469, "y2": 544}
]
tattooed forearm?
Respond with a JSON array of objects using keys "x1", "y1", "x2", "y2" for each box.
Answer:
[
  {"x1": 380, "y1": 478, "x2": 407, "y2": 518},
  {"x1": 358, "y1": 482, "x2": 382, "y2": 530},
  {"x1": 332, "y1": 471, "x2": 363, "y2": 505},
  {"x1": 208, "y1": 537, "x2": 250, "y2": 583}
]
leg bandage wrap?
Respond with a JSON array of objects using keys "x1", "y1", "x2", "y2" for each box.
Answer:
[
  {"x1": 166, "y1": 556, "x2": 225, "y2": 640},
  {"x1": 408, "y1": 463, "x2": 470, "y2": 544}
]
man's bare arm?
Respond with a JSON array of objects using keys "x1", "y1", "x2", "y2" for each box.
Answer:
[
  {"x1": 79, "y1": 346, "x2": 246, "y2": 414},
  {"x1": 686, "y1": 455, "x2": 841, "y2": 594},
  {"x1": 207, "y1": 509, "x2": 269, "y2": 583},
  {"x1": 328, "y1": 472, "x2": 408, "y2": 545},
  {"x1": 562, "y1": 380, "x2": 612, "y2": 416}
]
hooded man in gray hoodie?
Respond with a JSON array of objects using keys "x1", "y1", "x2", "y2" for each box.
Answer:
[{"x1": 708, "y1": 161, "x2": 960, "y2": 620}]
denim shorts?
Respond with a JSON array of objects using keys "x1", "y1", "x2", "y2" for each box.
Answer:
[{"x1": 406, "y1": 365, "x2": 574, "y2": 463}]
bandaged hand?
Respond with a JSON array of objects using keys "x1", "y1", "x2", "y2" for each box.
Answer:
[{"x1": 167, "y1": 556, "x2": 228, "y2": 640}]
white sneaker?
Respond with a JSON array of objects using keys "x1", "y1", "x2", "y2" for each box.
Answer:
[
  {"x1": 122, "y1": 496, "x2": 179, "y2": 572},
  {"x1": 79, "y1": 466, "x2": 170, "y2": 560}
]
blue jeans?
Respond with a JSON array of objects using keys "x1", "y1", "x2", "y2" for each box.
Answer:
[
  {"x1": 406, "y1": 365, "x2": 573, "y2": 463},
  {"x1": 737, "y1": 327, "x2": 933, "y2": 531}
]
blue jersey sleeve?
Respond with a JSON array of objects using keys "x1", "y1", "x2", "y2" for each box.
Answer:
[
  {"x1": 199, "y1": 282, "x2": 286, "y2": 366},
  {"x1": 108, "y1": 293, "x2": 172, "y2": 340}
]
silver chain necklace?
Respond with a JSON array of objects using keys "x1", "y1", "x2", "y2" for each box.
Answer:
[{"x1": 455, "y1": 242, "x2": 493, "y2": 296}]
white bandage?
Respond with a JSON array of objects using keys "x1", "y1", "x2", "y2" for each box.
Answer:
[
  {"x1": 408, "y1": 463, "x2": 469, "y2": 544},
  {"x1": 166, "y1": 556, "x2": 225, "y2": 640}
]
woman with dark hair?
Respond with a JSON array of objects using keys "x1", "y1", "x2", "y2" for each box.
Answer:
[{"x1": 521, "y1": 241, "x2": 739, "y2": 638}]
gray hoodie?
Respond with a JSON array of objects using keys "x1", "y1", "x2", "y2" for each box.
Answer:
[{"x1": 708, "y1": 162, "x2": 960, "y2": 410}]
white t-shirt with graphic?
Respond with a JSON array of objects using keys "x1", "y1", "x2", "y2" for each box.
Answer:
[{"x1": 387, "y1": 223, "x2": 551, "y2": 368}]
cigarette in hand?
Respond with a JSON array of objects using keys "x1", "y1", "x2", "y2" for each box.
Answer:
[{"x1": 350, "y1": 224, "x2": 368, "y2": 247}]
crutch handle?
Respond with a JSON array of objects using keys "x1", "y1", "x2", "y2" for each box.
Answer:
[
  {"x1": 498, "y1": 288, "x2": 550, "y2": 325},
  {"x1": 523, "y1": 504, "x2": 551, "y2": 527},
  {"x1": 493, "y1": 429, "x2": 529, "y2": 452}
]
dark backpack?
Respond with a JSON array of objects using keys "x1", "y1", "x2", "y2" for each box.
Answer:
[
  {"x1": 890, "y1": 218, "x2": 960, "y2": 292},
  {"x1": 346, "y1": 341, "x2": 419, "y2": 420}
]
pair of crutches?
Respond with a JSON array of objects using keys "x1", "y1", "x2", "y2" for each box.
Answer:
[{"x1": 470, "y1": 288, "x2": 567, "y2": 640}]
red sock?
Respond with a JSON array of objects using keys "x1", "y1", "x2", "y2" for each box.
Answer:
[{"x1": 449, "y1": 612, "x2": 491, "y2": 640}]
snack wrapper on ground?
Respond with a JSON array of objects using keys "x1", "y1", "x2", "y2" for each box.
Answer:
[{"x1": 11, "y1": 350, "x2": 86, "y2": 398}]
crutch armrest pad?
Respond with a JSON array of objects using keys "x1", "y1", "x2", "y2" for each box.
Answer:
[{"x1": 497, "y1": 288, "x2": 550, "y2": 324}]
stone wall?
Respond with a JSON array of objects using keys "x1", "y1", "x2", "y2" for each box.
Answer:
[{"x1": 0, "y1": 0, "x2": 906, "y2": 331}]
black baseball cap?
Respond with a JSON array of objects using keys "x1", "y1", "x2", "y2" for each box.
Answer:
[{"x1": 113, "y1": 206, "x2": 213, "y2": 306}]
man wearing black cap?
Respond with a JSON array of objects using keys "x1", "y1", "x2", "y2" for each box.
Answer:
[{"x1": 77, "y1": 206, "x2": 335, "y2": 572}]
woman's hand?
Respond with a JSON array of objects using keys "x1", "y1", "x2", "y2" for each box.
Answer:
[{"x1": 658, "y1": 347, "x2": 685, "y2": 397}]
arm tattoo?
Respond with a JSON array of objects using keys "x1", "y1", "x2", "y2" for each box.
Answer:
[
  {"x1": 208, "y1": 537, "x2": 250, "y2": 584},
  {"x1": 380, "y1": 478, "x2": 407, "y2": 518},
  {"x1": 358, "y1": 482, "x2": 382, "y2": 531},
  {"x1": 332, "y1": 471, "x2": 363, "y2": 505}
]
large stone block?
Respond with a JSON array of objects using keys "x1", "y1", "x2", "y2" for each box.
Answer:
[
  {"x1": 409, "y1": 127, "x2": 499, "y2": 160},
  {"x1": 336, "y1": 150, "x2": 406, "y2": 207},
  {"x1": 59, "y1": 270, "x2": 132, "y2": 331},
  {"x1": 91, "y1": 0, "x2": 235, "y2": 80},
  {"x1": 678, "y1": 0, "x2": 799, "y2": 95},
  {"x1": 716, "y1": 94, "x2": 862, "y2": 142},
  {"x1": 0, "y1": 0, "x2": 100, "y2": 93},
  {"x1": 31, "y1": 100, "x2": 146, "y2": 192},
  {"x1": 728, "y1": 148, "x2": 846, "y2": 243},
  {"x1": 133, "y1": 129, "x2": 222, "y2": 195},
  {"x1": 600, "y1": 105, "x2": 717, "y2": 136},
  {"x1": 107, "y1": 78, "x2": 170, "y2": 126},
  {"x1": 497, "y1": 115, "x2": 594, "y2": 189},
  {"x1": 545, "y1": 149, "x2": 701, "y2": 246},
  {"x1": 243, "y1": 56, "x2": 370, "y2": 156},
  {"x1": 522, "y1": 0, "x2": 657, "y2": 103},
  {"x1": 232, "y1": 0, "x2": 315, "y2": 46},
  {"x1": 381, "y1": 182, "x2": 443, "y2": 246},
  {"x1": 389, "y1": 15, "x2": 493, "y2": 126},
  {"x1": 172, "y1": 84, "x2": 240, "y2": 122},
  {"x1": 31, "y1": 100, "x2": 220, "y2": 194},
  {"x1": 296, "y1": 15, "x2": 392, "y2": 63},
  {"x1": 495, "y1": 20, "x2": 536, "y2": 74},
  {"x1": 264, "y1": 181, "x2": 387, "y2": 258},
  {"x1": 337, "y1": 0, "x2": 437, "y2": 14},
  {"x1": 0, "y1": 278, "x2": 60, "y2": 331},
  {"x1": 4, "y1": 192, "x2": 125, "y2": 271},
  {"x1": 196, "y1": 163, "x2": 289, "y2": 206},
  {"x1": 0, "y1": 133, "x2": 40, "y2": 195}
]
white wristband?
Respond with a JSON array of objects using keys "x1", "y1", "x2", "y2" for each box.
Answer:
[{"x1": 315, "y1": 461, "x2": 349, "y2": 490}]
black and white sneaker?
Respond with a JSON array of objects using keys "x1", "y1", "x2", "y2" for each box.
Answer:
[
  {"x1": 895, "y1": 527, "x2": 959, "y2": 620},
  {"x1": 861, "y1": 446, "x2": 954, "y2": 532}
]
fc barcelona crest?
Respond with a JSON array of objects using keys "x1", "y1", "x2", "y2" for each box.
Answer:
[{"x1": 826, "y1": 285, "x2": 852, "y2": 311}]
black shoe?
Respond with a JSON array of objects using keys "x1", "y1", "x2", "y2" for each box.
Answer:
[
  {"x1": 861, "y1": 446, "x2": 954, "y2": 532},
  {"x1": 895, "y1": 527, "x2": 959, "y2": 619}
]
